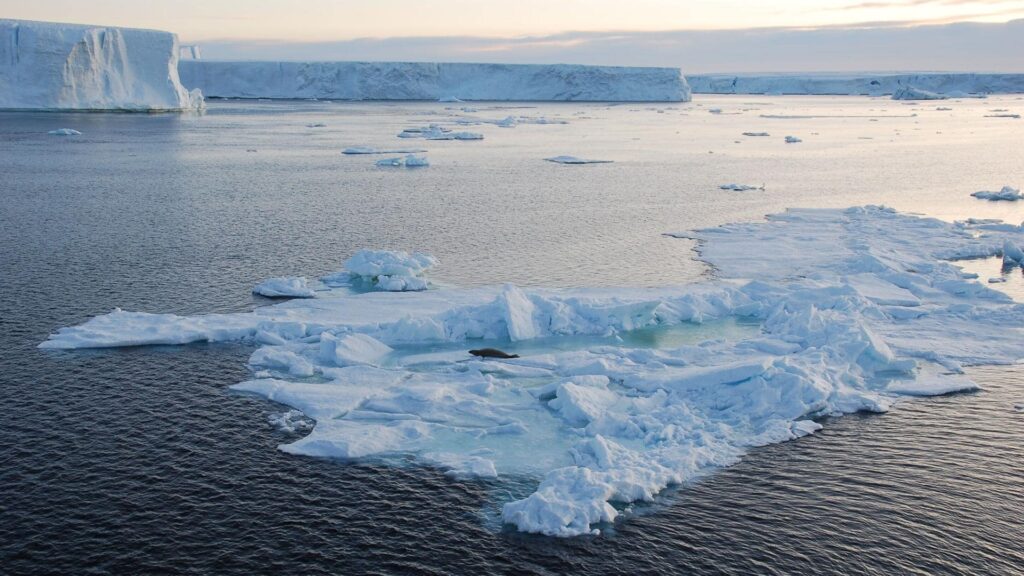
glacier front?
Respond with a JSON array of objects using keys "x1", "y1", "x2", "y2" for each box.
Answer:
[
  {"x1": 178, "y1": 60, "x2": 690, "y2": 102},
  {"x1": 0, "y1": 19, "x2": 202, "y2": 111},
  {"x1": 686, "y1": 73, "x2": 1024, "y2": 96}
]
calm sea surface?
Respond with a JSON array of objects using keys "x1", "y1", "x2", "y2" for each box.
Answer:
[{"x1": 2, "y1": 96, "x2": 1022, "y2": 574}]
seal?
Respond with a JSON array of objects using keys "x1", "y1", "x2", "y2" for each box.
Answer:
[{"x1": 469, "y1": 348, "x2": 520, "y2": 359}]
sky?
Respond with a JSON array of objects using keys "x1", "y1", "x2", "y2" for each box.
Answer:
[{"x1": 3, "y1": 0, "x2": 1023, "y2": 71}]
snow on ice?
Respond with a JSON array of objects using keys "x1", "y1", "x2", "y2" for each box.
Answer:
[
  {"x1": 972, "y1": 186, "x2": 1023, "y2": 201},
  {"x1": 321, "y1": 249, "x2": 438, "y2": 291},
  {"x1": 253, "y1": 277, "x2": 317, "y2": 299}
]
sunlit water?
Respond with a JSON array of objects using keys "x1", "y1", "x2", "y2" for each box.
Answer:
[{"x1": 2, "y1": 96, "x2": 1022, "y2": 574}]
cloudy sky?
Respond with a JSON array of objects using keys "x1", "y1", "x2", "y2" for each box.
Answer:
[{"x1": 3, "y1": 0, "x2": 1023, "y2": 71}]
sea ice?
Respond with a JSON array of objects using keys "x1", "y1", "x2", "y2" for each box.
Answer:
[
  {"x1": 253, "y1": 277, "x2": 316, "y2": 298},
  {"x1": 785, "y1": 135, "x2": 802, "y2": 143},
  {"x1": 40, "y1": 207, "x2": 1024, "y2": 537},
  {"x1": 48, "y1": 128, "x2": 82, "y2": 136},
  {"x1": 719, "y1": 183, "x2": 763, "y2": 191},
  {"x1": 742, "y1": 132, "x2": 770, "y2": 137},
  {"x1": 971, "y1": 186, "x2": 1023, "y2": 201},
  {"x1": 343, "y1": 146, "x2": 427, "y2": 155},
  {"x1": 891, "y1": 86, "x2": 947, "y2": 100},
  {"x1": 322, "y1": 249, "x2": 437, "y2": 291},
  {"x1": 544, "y1": 156, "x2": 613, "y2": 165}
]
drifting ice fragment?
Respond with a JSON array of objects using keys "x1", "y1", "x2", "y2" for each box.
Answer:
[
  {"x1": 544, "y1": 156, "x2": 613, "y2": 164},
  {"x1": 252, "y1": 277, "x2": 316, "y2": 298},
  {"x1": 972, "y1": 186, "x2": 1023, "y2": 201},
  {"x1": 742, "y1": 132, "x2": 770, "y2": 137},
  {"x1": 322, "y1": 249, "x2": 437, "y2": 291},
  {"x1": 785, "y1": 135, "x2": 802, "y2": 143},
  {"x1": 720, "y1": 183, "x2": 763, "y2": 191},
  {"x1": 343, "y1": 146, "x2": 427, "y2": 155},
  {"x1": 1003, "y1": 240, "x2": 1024, "y2": 266},
  {"x1": 892, "y1": 86, "x2": 947, "y2": 100},
  {"x1": 48, "y1": 128, "x2": 82, "y2": 136}
]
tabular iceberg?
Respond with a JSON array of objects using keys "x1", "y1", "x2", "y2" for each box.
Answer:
[
  {"x1": 686, "y1": 73, "x2": 1024, "y2": 96},
  {"x1": 178, "y1": 60, "x2": 690, "y2": 102},
  {"x1": 0, "y1": 19, "x2": 202, "y2": 111},
  {"x1": 40, "y1": 206, "x2": 1024, "y2": 537}
]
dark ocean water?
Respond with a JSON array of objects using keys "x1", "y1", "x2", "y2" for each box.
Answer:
[{"x1": 2, "y1": 100, "x2": 1023, "y2": 575}]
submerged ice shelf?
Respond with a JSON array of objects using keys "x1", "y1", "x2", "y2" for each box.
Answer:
[{"x1": 40, "y1": 207, "x2": 1024, "y2": 537}]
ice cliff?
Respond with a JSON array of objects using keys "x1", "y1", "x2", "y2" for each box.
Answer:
[
  {"x1": 686, "y1": 73, "x2": 1024, "y2": 97},
  {"x1": 0, "y1": 19, "x2": 202, "y2": 111},
  {"x1": 178, "y1": 60, "x2": 690, "y2": 102}
]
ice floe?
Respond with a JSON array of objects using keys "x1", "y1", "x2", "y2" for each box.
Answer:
[
  {"x1": 544, "y1": 156, "x2": 613, "y2": 165},
  {"x1": 40, "y1": 207, "x2": 1024, "y2": 537},
  {"x1": 322, "y1": 249, "x2": 437, "y2": 291},
  {"x1": 253, "y1": 277, "x2": 317, "y2": 299},
  {"x1": 742, "y1": 132, "x2": 770, "y2": 137},
  {"x1": 972, "y1": 186, "x2": 1022, "y2": 201},
  {"x1": 785, "y1": 135, "x2": 802, "y2": 143},
  {"x1": 375, "y1": 154, "x2": 430, "y2": 168},
  {"x1": 343, "y1": 146, "x2": 427, "y2": 155},
  {"x1": 719, "y1": 183, "x2": 763, "y2": 191},
  {"x1": 48, "y1": 128, "x2": 82, "y2": 136}
]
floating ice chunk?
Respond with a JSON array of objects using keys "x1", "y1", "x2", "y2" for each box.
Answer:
[
  {"x1": 985, "y1": 113, "x2": 1021, "y2": 119},
  {"x1": 249, "y1": 347, "x2": 315, "y2": 377},
  {"x1": 323, "y1": 249, "x2": 437, "y2": 291},
  {"x1": 742, "y1": 132, "x2": 770, "y2": 137},
  {"x1": 306, "y1": 123, "x2": 327, "y2": 128},
  {"x1": 971, "y1": 186, "x2": 1022, "y2": 201},
  {"x1": 343, "y1": 146, "x2": 427, "y2": 155},
  {"x1": 425, "y1": 130, "x2": 483, "y2": 140},
  {"x1": 891, "y1": 86, "x2": 947, "y2": 100},
  {"x1": 988, "y1": 277, "x2": 1007, "y2": 283},
  {"x1": 886, "y1": 374, "x2": 978, "y2": 396},
  {"x1": 1003, "y1": 240, "x2": 1024, "y2": 266},
  {"x1": 544, "y1": 156, "x2": 613, "y2": 164},
  {"x1": 404, "y1": 155, "x2": 430, "y2": 167},
  {"x1": 708, "y1": 108, "x2": 722, "y2": 114},
  {"x1": 268, "y1": 409, "x2": 313, "y2": 433},
  {"x1": 376, "y1": 157, "x2": 404, "y2": 167},
  {"x1": 39, "y1": 309, "x2": 258, "y2": 349},
  {"x1": 719, "y1": 183, "x2": 763, "y2": 191},
  {"x1": 319, "y1": 333, "x2": 393, "y2": 367},
  {"x1": 48, "y1": 128, "x2": 82, "y2": 136},
  {"x1": 784, "y1": 135, "x2": 802, "y2": 143},
  {"x1": 252, "y1": 276, "x2": 316, "y2": 298}
]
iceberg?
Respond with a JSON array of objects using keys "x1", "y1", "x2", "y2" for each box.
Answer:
[
  {"x1": 252, "y1": 277, "x2": 316, "y2": 299},
  {"x1": 1, "y1": 19, "x2": 203, "y2": 111},
  {"x1": 971, "y1": 186, "x2": 1022, "y2": 201},
  {"x1": 179, "y1": 61, "x2": 690, "y2": 102},
  {"x1": 39, "y1": 207, "x2": 1024, "y2": 537}
]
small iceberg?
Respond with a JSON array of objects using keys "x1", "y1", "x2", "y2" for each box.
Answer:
[
  {"x1": 720, "y1": 183, "x2": 764, "y2": 191},
  {"x1": 48, "y1": 128, "x2": 82, "y2": 136},
  {"x1": 742, "y1": 132, "x2": 770, "y2": 137},
  {"x1": 376, "y1": 154, "x2": 430, "y2": 168},
  {"x1": 971, "y1": 186, "x2": 1022, "y2": 201},
  {"x1": 321, "y1": 249, "x2": 437, "y2": 291},
  {"x1": 1003, "y1": 240, "x2": 1024, "y2": 267},
  {"x1": 544, "y1": 156, "x2": 613, "y2": 165},
  {"x1": 253, "y1": 277, "x2": 316, "y2": 298},
  {"x1": 784, "y1": 135, "x2": 802, "y2": 143},
  {"x1": 344, "y1": 146, "x2": 427, "y2": 155},
  {"x1": 306, "y1": 123, "x2": 327, "y2": 128}
]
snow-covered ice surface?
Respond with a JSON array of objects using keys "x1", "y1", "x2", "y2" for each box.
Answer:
[
  {"x1": 179, "y1": 61, "x2": 690, "y2": 102},
  {"x1": 41, "y1": 205, "x2": 1024, "y2": 536},
  {"x1": 687, "y1": 73, "x2": 1024, "y2": 97},
  {"x1": 321, "y1": 250, "x2": 437, "y2": 292},
  {"x1": 0, "y1": 19, "x2": 203, "y2": 111},
  {"x1": 252, "y1": 277, "x2": 316, "y2": 299}
]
